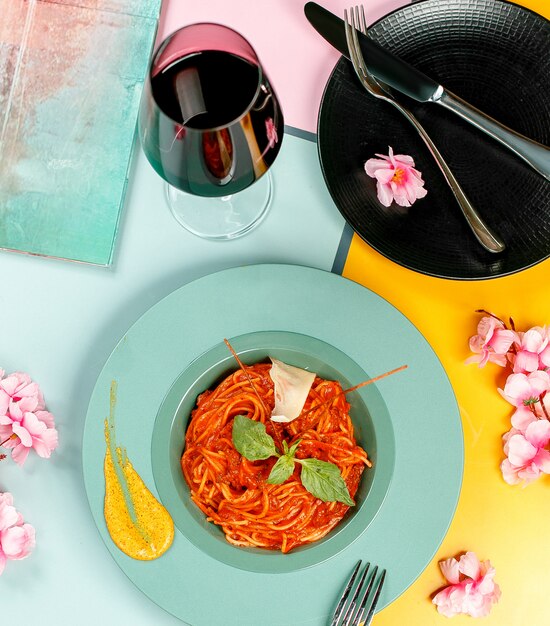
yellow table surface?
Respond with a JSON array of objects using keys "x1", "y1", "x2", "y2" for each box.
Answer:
[{"x1": 343, "y1": 2, "x2": 550, "y2": 623}]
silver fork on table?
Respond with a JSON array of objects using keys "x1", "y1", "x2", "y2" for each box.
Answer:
[
  {"x1": 329, "y1": 560, "x2": 386, "y2": 626},
  {"x1": 344, "y1": 5, "x2": 505, "y2": 254}
]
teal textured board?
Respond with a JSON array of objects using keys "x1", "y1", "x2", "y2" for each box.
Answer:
[{"x1": 0, "y1": 0, "x2": 161, "y2": 265}]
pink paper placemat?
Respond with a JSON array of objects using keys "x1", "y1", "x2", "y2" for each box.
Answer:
[{"x1": 158, "y1": 0, "x2": 409, "y2": 134}]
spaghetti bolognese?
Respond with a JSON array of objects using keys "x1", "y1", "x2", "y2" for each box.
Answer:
[{"x1": 181, "y1": 361, "x2": 370, "y2": 553}]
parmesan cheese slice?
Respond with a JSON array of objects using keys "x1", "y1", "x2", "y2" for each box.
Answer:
[{"x1": 269, "y1": 358, "x2": 316, "y2": 423}]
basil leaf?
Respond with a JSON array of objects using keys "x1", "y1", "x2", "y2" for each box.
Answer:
[
  {"x1": 232, "y1": 415, "x2": 278, "y2": 461},
  {"x1": 297, "y1": 458, "x2": 355, "y2": 506},
  {"x1": 288, "y1": 439, "x2": 301, "y2": 458},
  {"x1": 267, "y1": 454, "x2": 295, "y2": 484}
]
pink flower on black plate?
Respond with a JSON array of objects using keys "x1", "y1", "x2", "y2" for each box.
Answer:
[{"x1": 365, "y1": 146, "x2": 427, "y2": 207}]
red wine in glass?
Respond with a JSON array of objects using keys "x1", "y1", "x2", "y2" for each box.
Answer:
[{"x1": 139, "y1": 24, "x2": 284, "y2": 239}]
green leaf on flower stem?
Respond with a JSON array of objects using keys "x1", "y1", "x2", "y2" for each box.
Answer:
[
  {"x1": 297, "y1": 458, "x2": 355, "y2": 506},
  {"x1": 267, "y1": 454, "x2": 296, "y2": 484},
  {"x1": 232, "y1": 415, "x2": 279, "y2": 461}
]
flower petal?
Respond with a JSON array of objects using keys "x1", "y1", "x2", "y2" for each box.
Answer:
[
  {"x1": 439, "y1": 557, "x2": 460, "y2": 584},
  {"x1": 502, "y1": 373, "x2": 531, "y2": 404},
  {"x1": 15, "y1": 396, "x2": 39, "y2": 413},
  {"x1": 0, "y1": 392, "x2": 9, "y2": 416},
  {"x1": 511, "y1": 407, "x2": 537, "y2": 432},
  {"x1": 0, "y1": 502, "x2": 19, "y2": 532},
  {"x1": 533, "y1": 448, "x2": 550, "y2": 474},
  {"x1": 517, "y1": 463, "x2": 541, "y2": 485},
  {"x1": 35, "y1": 410, "x2": 55, "y2": 429},
  {"x1": 393, "y1": 153, "x2": 415, "y2": 167},
  {"x1": 376, "y1": 181, "x2": 394, "y2": 207},
  {"x1": 522, "y1": 328, "x2": 547, "y2": 352},
  {"x1": 507, "y1": 433, "x2": 537, "y2": 466},
  {"x1": 32, "y1": 428, "x2": 59, "y2": 458},
  {"x1": 524, "y1": 419, "x2": 550, "y2": 448},
  {"x1": 374, "y1": 168, "x2": 395, "y2": 185},
  {"x1": 514, "y1": 350, "x2": 541, "y2": 373},
  {"x1": 432, "y1": 587, "x2": 460, "y2": 617},
  {"x1": 11, "y1": 422, "x2": 32, "y2": 447},
  {"x1": 11, "y1": 444, "x2": 30, "y2": 466},
  {"x1": 459, "y1": 551, "x2": 481, "y2": 580},
  {"x1": 21, "y1": 412, "x2": 47, "y2": 437},
  {"x1": 433, "y1": 582, "x2": 468, "y2": 617},
  {"x1": 392, "y1": 190, "x2": 412, "y2": 207},
  {"x1": 501, "y1": 458, "x2": 521, "y2": 484},
  {"x1": 539, "y1": 344, "x2": 550, "y2": 368},
  {"x1": 1, "y1": 523, "x2": 35, "y2": 559},
  {"x1": 490, "y1": 329, "x2": 517, "y2": 355},
  {"x1": 528, "y1": 370, "x2": 550, "y2": 394},
  {"x1": 364, "y1": 157, "x2": 391, "y2": 177}
]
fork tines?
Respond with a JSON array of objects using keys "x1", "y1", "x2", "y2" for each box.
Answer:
[
  {"x1": 329, "y1": 560, "x2": 386, "y2": 626},
  {"x1": 346, "y1": 4, "x2": 368, "y2": 34}
]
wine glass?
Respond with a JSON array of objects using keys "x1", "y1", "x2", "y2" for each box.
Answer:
[{"x1": 138, "y1": 23, "x2": 284, "y2": 240}]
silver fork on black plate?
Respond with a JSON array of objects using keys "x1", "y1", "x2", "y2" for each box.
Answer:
[{"x1": 344, "y1": 5, "x2": 505, "y2": 254}]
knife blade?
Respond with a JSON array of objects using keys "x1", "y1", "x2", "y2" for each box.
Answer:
[
  {"x1": 305, "y1": 1, "x2": 550, "y2": 181},
  {"x1": 304, "y1": 1, "x2": 442, "y2": 102}
]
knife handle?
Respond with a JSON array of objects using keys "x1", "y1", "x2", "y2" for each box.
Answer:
[{"x1": 437, "y1": 90, "x2": 550, "y2": 181}]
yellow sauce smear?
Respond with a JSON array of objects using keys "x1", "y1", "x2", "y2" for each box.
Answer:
[{"x1": 104, "y1": 381, "x2": 174, "y2": 560}]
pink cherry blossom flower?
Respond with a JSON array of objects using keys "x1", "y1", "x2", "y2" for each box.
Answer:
[
  {"x1": 0, "y1": 371, "x2": 45, "y2": 417},
  {"x1": 364, "y1": 147, "x2": 427, "y2": 208},
  {"x1": 0, "y1": 491, "x2": 35, "y2": 575},
  {"x1": 432, "y1": 551, "x2": 501, "y2": 618},
  {"x1": 499, "y1": 371, "x2": 550, "y2": 408},
  {"x1": 501, "y1": 419, "x2": 550, "y2": 485},
  {"x1": 0, "y1": 410, "x2": 58, "y2": 466},
  {"x1": 466, "y1": 315, "x2": 517, "y2": 368},
  {"x1": 511, "y1": 326, "x2": 549, "y2": 373},
  {"x1": 0, "y1": 370, "x2": 58, "y2": 466}
]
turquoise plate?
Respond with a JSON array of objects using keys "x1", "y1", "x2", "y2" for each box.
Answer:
[{"x1": 82, "y1": 264, "x2": 463, "y2": 626}]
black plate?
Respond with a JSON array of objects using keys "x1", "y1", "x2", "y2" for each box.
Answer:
[{"x1": 318, "y1": 0, "x2": 550, "y2": 279}]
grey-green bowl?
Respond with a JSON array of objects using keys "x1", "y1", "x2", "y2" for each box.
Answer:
[{"x1": 151, "y1": 331, "x2": 395, "y2": 573}]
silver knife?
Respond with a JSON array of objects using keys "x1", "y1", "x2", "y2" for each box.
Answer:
[{"x1": 305, "y1": 1, "x2": 550, "y2": 181}]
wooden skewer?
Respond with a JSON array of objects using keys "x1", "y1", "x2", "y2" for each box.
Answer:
[
  {"x1": 223, "y1": 338, "x2": 269, "y2": 414},
  {"x1": 223, "y1": 337, "x2": 407, "y2": 424},
  {"x1": 300, "y1": 364, "x2": 408, "y2": 418}
]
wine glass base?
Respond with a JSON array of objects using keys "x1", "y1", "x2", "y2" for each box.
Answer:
[{"x1": 166, "y1": 172, "x2": 272, "y2": 240}]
